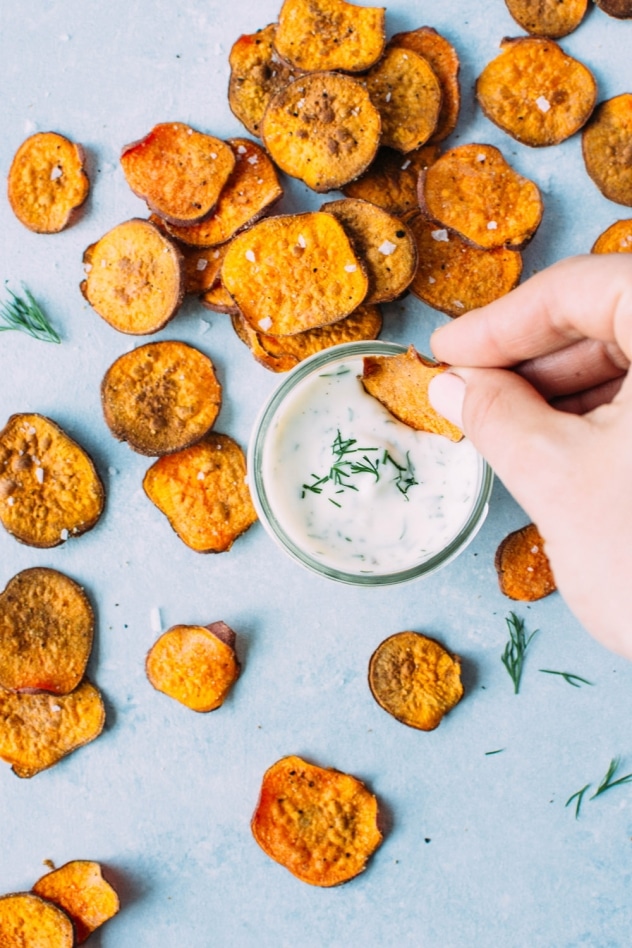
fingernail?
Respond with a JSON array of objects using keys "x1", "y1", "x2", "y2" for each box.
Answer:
[{"x1": 428, "y1": 372, "x2": 465, "y2": 428}]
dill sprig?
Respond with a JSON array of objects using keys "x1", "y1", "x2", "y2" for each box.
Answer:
[
  {"x1": 0, "y1": 285, "x2": 60, "y2": 343},
  {"x1": 501, "y1": 612, "x2": 538, "y2": 694},
  {"x1": 566, "y1": 758, "x2": 632, "y2": 819},
  {"x1": 539, "y1": 669, "x2": 594, "y2": 688},
  {"x1": 565, "y1": 784, "x2": 591, "y2": 820}
]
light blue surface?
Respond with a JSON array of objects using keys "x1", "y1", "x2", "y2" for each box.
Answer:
[{"x1": 0, "y1": 2, "x2": 631, "y2": 945}]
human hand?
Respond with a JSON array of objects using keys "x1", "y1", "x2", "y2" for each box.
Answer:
[{"x1": 428, "y1": 254, "x2": 632, "y2": 658}]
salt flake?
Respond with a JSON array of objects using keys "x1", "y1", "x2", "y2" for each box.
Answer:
[
  {"x1": 535, "y1": 96, "x2": 551, "y2": 113},
  {"x1": 431, "y1": 229, "x2": 449, "y2": 242},
  {"x1": 245, "y1": 249, "x2": 256, "y2": 262},
  {"x1": 259, "y1": 316, "x2": 273, "y2": 331},
  {"x1": 378, "y1": 240, "x2": 397, "y2": 255}
]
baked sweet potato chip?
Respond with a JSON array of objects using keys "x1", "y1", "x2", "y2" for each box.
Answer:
[
  {"x1": 595, "y1": 0, "x2": 632, "y2": 17},
  {"x1": 146, "y1": 621, "x2": 240, "y2": 712},
  {"x1": 408, "y1": 213, "x2": 523, "y2": 316},
  {"x1": 181, "y1": 244, "x2": 227, "y2": 295},
  {"x1": 476, "y1": 38, "x2": 597, "y2": 147},
  {"x1": 81, "y1": 218, "x2": 185, "y2": 334},
  {"x1": 364, "y1": 46, "x2": 442, "y2": 153},
  {"x1": 274, "y1": 0, "x2": 385, "y2": 72},
  {"x1": 0, "y1": 567, "x2": 93, "y2": 696},
  {"x1": 200, "y1": 281, "x2": 240, "y2": 315},
  {"x1": 0, "y1": 680, "x2": 105, "y2": 778},
  {"x1": 419, "y1": 143, "x2": 543, "y2": 250},
  {"x1": 389, "y1": 28, "x2": 461, "y2": 143},
  {"x1": 361, "y1": 345, "x2": 463, "y2": 441},
  {"x1": 322, "y1": 198, "x2": 417, "y2": 303},
  {"x1": 591, "y1": 219, "x2": 632, "y2": 254},
  {"x1": 120, "y1": 123, "x2": 235, "y2": 225},
  {"x1": 143, "y1": 432, "x2": 257, "y2": 553},
  {"x1": 0, "y1": 413, "x2": 105, "y2": 549},
  {"x1": 0, "y1": 892, "x2": 74, "y2": 947},
  {"x1": 342, "y1": 143, "x2": 441, "y2": 216},
  {"x1": 221, "y1": 212, "x2": 368, "y2": 335},
  {"x1": 261, "y1": 72, "x2": 381, "y2": 192},
  {"x1": 495, "y1": 522, "x2": 556, "y2": 601},
  {"x1": 251, "y1": 755, "x2": 382, "y2": 887},
  {"x1": 33, "y1": 861, "x2": 120, "y2": 945},
  {"x1": 101, "y1": 341, "x2": 221, "y2": 456},
  {"x1": 368, "y1": 631, "x2": 463, "y2": 730},
  {"x1": 582, "y1": 94, "x2": 632, "y2": 207},
  {"x1": 504, "y1": 0, "x2": 588, "y2": 37},
  {"x1": 8, "y1": 131, "x2": 90, "y2": 234}
]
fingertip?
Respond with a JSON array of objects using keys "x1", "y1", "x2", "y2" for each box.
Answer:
[{"x1": 428, "y1": 371, "x2": 466, "y2": 428}]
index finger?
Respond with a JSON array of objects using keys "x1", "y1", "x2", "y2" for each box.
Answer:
[{"x1": 430, "y1": 254, "x2": 632, "y2": 368}]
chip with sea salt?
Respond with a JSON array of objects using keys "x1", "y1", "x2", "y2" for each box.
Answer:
[
  {"x1": 342, "y1": 143, "x2": 441, "y2": 216},
  {"x1": 273, "y1": 0, "x2": 386, "y2": 73},
  {"x1": 591, "y1": 218, "x2": 632, "y2": 254},
  {"x1": 0, "y1": 893, "x2": 75, "y2": 947},
  {"x1": 504, "y1": 0, "x2": 588, "y2": 37},
  {"x1": 495, "y1": 522, "x2": 557, "y2": 601},
  {"x1": 582, "y1": 93, "x2": 632, "y2": 207}
]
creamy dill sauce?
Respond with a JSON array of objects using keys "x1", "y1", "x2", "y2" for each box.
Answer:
[{"x1": 261, "y1": 357, "x2": 482, "y2": 575}]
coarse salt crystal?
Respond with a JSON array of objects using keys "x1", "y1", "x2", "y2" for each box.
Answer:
[
  {"x1": 60, "y1": 528, "x2": 69, "y2": 540},
  {"x1": 297, "y1": 234, "x2": 307, "y2": 248},
  {"x1": 150, "y1": 607, "x2": 162, "y2": 633},
  {"x1": 51, "y1": 704, "x2": 62, "y2": 713},
  {"x1": 247, "y1": 155, "x2": 258, "y2": 165},
  {"x1": 527, "y1": 566, "x2": 534, "y2": 572},
  {"x1": 344, "y1": 264, "x2": 357, "y2": 272},
  {"x1": 428, "y1": 276, "x2": 436, "y2": 284},
  {"x1": 237, "y1": 144, "x2": 248, "y2": 154},
  {"x1": 453, "y1": 300, "x2": 465, "y2": 309},
  {"x1": 385, "y1": 91, "x2": 392, "y2": 103},
  {"x1": 245, "y1": 249, "x2": 256, "y2": 262},
  {"x1": 7, "y1": 497, "x2": 15, "y2": 507},
  {"x1": 477, "y1": 153, "x2": 486, "y2": 163},
  {"x1": 535, "y1": 96, "x2": 551, "y2": 113},
  {"x1": 531, "y1": 545, "x2": 539, "y2": 554},
  {"x1": 431, "y1": 229, "x2": 449, "y2": 242},
  {"x1": 259, "y1": 316, "x2": 273, "y2": 331},
  {"x1": 197, "y1": 471, "x2": 205, "y2": 480},
  {"x1": 196, "y1": 258, "x2": 208, "y2": 271},
  {"x1": 401, "y1": 159, "x2": 411, "y2": 170},
  {"x1": 210, "y1": 152, "x2": 218, "y2": 159},
  {"x1": 35, "y1": 467, "x2": 44, "y2": 484},
  {"x1": 487, "y1": 221, "x2": 498, "y2": 230},
  {"x1": 378, "y1": 240, "x2": 397, "y2": 255},
  {"x1": 50, "y1": 165, "x2": 62, "y2": 180},
  {"x1": 213, "y1": 249, "x2": 220, "y2": 259}
]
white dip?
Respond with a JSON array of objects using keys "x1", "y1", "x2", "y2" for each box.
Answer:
[{"x1": 261, "y1": 357, "x2": 483, "y2": 576}]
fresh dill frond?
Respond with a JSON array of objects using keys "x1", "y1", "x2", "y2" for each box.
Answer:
[
  {"x1": 565, "y1": 784, "x2": 591, "y2": 820},
  {"x1": 0, "y1": 285, "x2": 60, "y2": 343},
  {"x1": 501, "y1": 612, "x2": 538, "y2": 694},
  {"x1": 539, "y1": 669, "x2": 594, "y2": 688},
  {"x1": 590, "y1": 757, "x2": 632, "y2": 800},
  {"x1": 484, "y1": 749, "x2": 505, "y2": 756}
]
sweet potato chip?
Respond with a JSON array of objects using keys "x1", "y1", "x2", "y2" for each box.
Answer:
[
  {"x1": 101, "y1": 341, "x2": 221, "y2": 456},
  {"x1": 364, "y1": 46, "x2": 442, "y2": 153},
  {"x1": 361, "y1": 345, "x2": 463, "y2": 441},
  {"x1": 120, "y1": 123, "x2": 235, "y2": 226},
  {"x1": 143, "y1": 432, "x2": 257, "y2": 553},
  {"x1": 261, "y1": 72, "x2": 381, "y2": 192},
  {"x1": 0, "y1": 413, "x2": 105, "y2": 549},
  {"x1": 0, "y1": 680, "x2": 105, "y2": 778},
  {"x1": 0, "y1": 567, "x2": 93, "y2": 696},
  {"x1": 342, "y1": 144, "x2": 441, "y2": 216},
  {"x1": 495, "y1": 522, "x2": 556, "y2": 601},
  {"x1": 321, "y1": 198, "x2": 417, "y2": 303},
  {"x1": 229, "y1": 24, "x2": 303, "y2": 137},
  {"x1": 408, "y1": 213, "x2": 523, "y2": 316},
  {"x1": 368, "y1": 631, "x2": 463, "y2": 730},
  {"x1": 389, "y1": 27, "x2": 461, "y2": 143},
  {"x1": 163, "y1": 138, "x2": 283, "y2": 248},
  {"x1": 591, "y1": 219, "x2": 632, "y2": 254},
  {"x1": 476, "y1": 38, "x2": 597, "y2": 147},
  {"x1": 146, "y1": 621, "x2": 240, "y2": 712},
  {"x1": 7, "y1": 131, "x2": 89, "y2": 234},
  {"x1": 81, "y1": 218, "x2": 185, "y2": 334},
  {"x1": 504, "y1": 0, "x2": 588, "y2": 37},
  {"x1": 274, "y1": 0, "x2": 385, "y2": 72},
  {"x1": 595, "y1": 0, "x2": 632, "y2": 16},
  {"x1": 251, "y1": 755, "x2": 382, "y2": 887},
  {"x1": 200, "y1": 281, "x2": 240, "y2": 315},
  {"x1": 33, "y1": 861, "x2": 120, "y2": 945},
  {"x1": 582, "y1": 94, "x2": 632, "y2": 207},
  {"x1": 181, "y1": 244, "x2": 227, "y2": 295},
  {"x1": 221, "y1": 212, "x2": 368, "y2": 335},
  {"x1": 0, "y1": 893, "x2": 74, "y2": 947},
  {"x1": 419, "y1": 143, "x2": 543, "y2": 250}
]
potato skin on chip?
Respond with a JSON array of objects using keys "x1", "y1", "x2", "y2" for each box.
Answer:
[
  {"x1": 419, "y1": 143, "x2": 543, "y2": 250},
  {"x1": 143, "y1": 432, "x2": 257, "y2": 553},
  {"x1": 389, "y1": 28, "x2": 461, "y2": 143},
  {"x1": 221, "y1": 212, "x2": 368, "y2": 336},
  {"x1": 274, "y1": 0, "x2": 386, "y2": 73},
  {"x1": 582, "y1": 94, "x2": 632, "y2": 207},
  {"x1": 0, "y1": 413, "x2": 105, "y2": 549},
  {"x1": 0, "y1": 567, "x2": 93, "y2": 696},
  {"x1": 591, "y1": 219, "x2": 632, "y2": 254},
  {"x1": 495, "y1": 522, "x2": 556, "y2": 601},
  {"x1": 261, "y1": 72, "x2": 381, "y2": 192},
  {"x1": 361, "y1": 345, "x2": 463, "y2": 441},
  {"x1": 33, "y1": 861, "x2": 120, "y2": 945},
  {"x1": 595, "y1": 0, "x2": 632, "y2": 16},
  {"x1": 342, "y1": 144, "x2": 441, "y2": 217},
  {"x1": 101, "y1": 341, "x2": 221, "y2": 457},
  {"x1": 0, "y1": 892, "x2": 75, "y2": 947},
  {"x1": 146, "y1": 621, "x2": 240, "y2": 712},
  {"x1": 8, "y1": 131, "x2": 89, "y2": 234},
  {"x1": 251, "y1": 755, "x2": 382, "y2": 887},
  {"x1": 476, "y1": 38, "x2": 597, "y2": 147},
  {"x1": 504, "y1": 0, "x2": 588, "y2": 37}
]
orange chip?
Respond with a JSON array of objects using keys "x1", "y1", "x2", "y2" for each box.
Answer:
[
  {"x1": 591, "y1": 219, "x2": 632, "y2": 254},
  {"x1": 221, "y1": 212, "x2": 368, "y2": 335},
  {"x1": 361, "y1": 345, "x2": 463, "y2": 441},
  {"x1": 595, "y1": 0, "x2": 632, "y2": 16},
  {"x1": 369, "y1": 631, "x2": 463, "y2": 730},
  {"x1": 7, "y1": 131, "x2": 90, "y2": 234},
  {"x1": 200, "y1": 281, "x2": 240, "y2": 315},
  {"x1": 261, "y1": 72, "x2": 381, "y2": 192},
  {"x1": 504, "y1": 0, "x2": 589, "y2": 37},
  {"x1": 389, "y1": 27, "x2": 461, "y2": 143},
  {"x1": 274, "y1": 0, "x2": 386, "y2": 72},
  {"x1": 408, "y1": 213, "x2": 523, "y2": 317},
  {"x1": 0, "y1": 567, "x2": 94, "y2": 696},
  {"x1": 33, "y1": 861, "x2": 120, "y2": 945},
  {"x1": 342, "y1": 143, "x2": 441, "y2": 216},
  {"x1": 143, "y1": 432, "x2": 257, "y2": 553},
  {"x1": 495, "y1": 522, "x2": 557, "y2": 601},
  {"x1": 120, "y1": 122, "x2": 235, "y2": 225},
  {"x1": 476, "y1": 38, "x2": 597, "y2": 147},
  {"x1": 0, "y1": 680, "x2": 105, "y2": 778},
  {"x1": 0, "y1": 413, "x2": 105, "y2": 549},
  {"x1": 101, "y1": 341, "x2": 221, "y2": 457},
  {"x1": 582, "y1": 94, "x2": 632, "y2": 207},
  {"x1": 419, "y1": 143, "x2": 543, "y2": 250},
  {"x1": 146, "y1": 621, "x2": 240, "y2": 712},
  {"x1": 251, "y1": 755, "x2": 382, "y2": 887},
  {"x1": 0, "y1": 893, "x2": 74, "y2": 947},
  {"x1": 181, "y1": 244, "x2": 228, "y2": 294}
]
